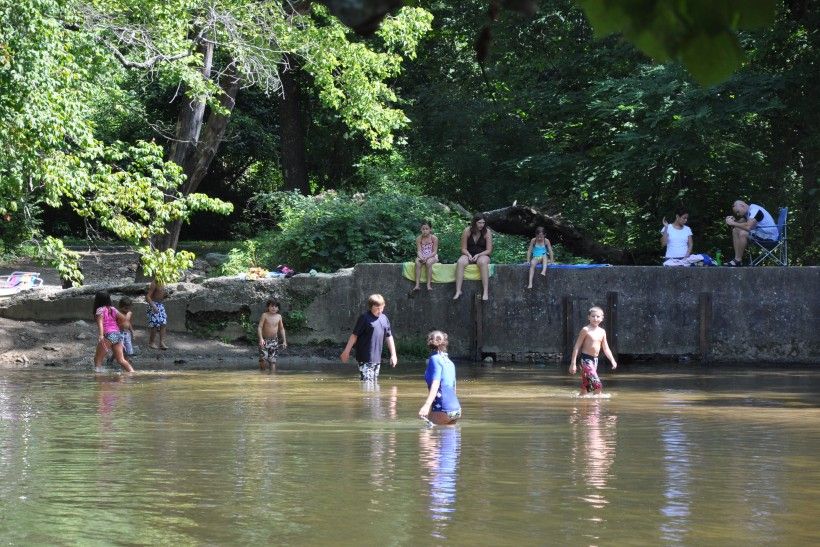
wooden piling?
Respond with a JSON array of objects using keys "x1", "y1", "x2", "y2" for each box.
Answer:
[
  {"x1": 606, "y1": 291, "x2": 619, "y2": 363},
  {"x1": 698, "y1": 292, "x2": 712, "y2": 363},
  {"x1": 563, "y1": 296, "x2": 576, "y2": 365},
  {"x1": 472, "y1": 294, "x2": 484, "y2": 361}
]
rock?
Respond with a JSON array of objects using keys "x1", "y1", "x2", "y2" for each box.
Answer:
[
  {"x1": 15, "y1": 355, "x2": 29, "y2": 364},
  {"x1": 204, "y1": 253, "x2": 229, "y2": 267},
  {"x1": 75, "y1": 332, "x2": 90, "y2": 340},
  {"x1": 74, "y1": 320, "x2": 88, "y2": 327},
  {"x1": 43, "y1": 346, "x2": 58, "y2": 351}
]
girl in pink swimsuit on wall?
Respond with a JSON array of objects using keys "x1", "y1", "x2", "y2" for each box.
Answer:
[{"x1": 413, "y1": 220, "x2": 439, "y2": 292}]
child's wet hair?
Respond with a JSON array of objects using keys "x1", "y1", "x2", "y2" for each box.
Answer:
[
  {"x1": 589, "y1": 306, "x2": 604, "y2": 315},
  {"x1": 367, "y1": 294, "x2": 385, "y2": 308},
  {"x1": 421, "y1": 219, "x2": 432, "y2": 229},
  {"x1": 266, "y1": 299, "x2": 280, "y2": 309},
  {"x1": 118, "y1": 296, "x2": 132, "y2": 310},
  {"x1": 675, "y1": 206, "x2": 689, "y2": 218},
  {"x1": 92, "y1": 291, "x2": 112, "y2": 316},
  {"x1": 535, "y1": 226, "x2": 545, "y2": 235},
  {"x1": 427, "y1": 330, "x2": 449, "y2": 351}
]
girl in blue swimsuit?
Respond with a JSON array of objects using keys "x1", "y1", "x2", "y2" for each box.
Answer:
[
  {"x1": 419, "y1": 330, "x2": 461, "y2": 425},
  {"x1": 526, "y1": 226, "x2": 554, "y2": 289}
]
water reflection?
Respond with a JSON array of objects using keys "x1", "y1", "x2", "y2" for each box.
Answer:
[
  {"x1": 569, "y1": 399, "x2": 618, "y2": 538},
  {"x1": 659, "y1": 414, "x2": 692, "y2": 543},
  {"x1": 419, "y1": 426, "x2": 461, "y2": 540},
  {"x1": 363, "y1": 383, "x2": 398, "y2": 493}
]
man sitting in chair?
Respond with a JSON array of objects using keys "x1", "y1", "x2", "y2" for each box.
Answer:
[{"x1": 724, "y1": 200, "x2": 779, "y2": 267}]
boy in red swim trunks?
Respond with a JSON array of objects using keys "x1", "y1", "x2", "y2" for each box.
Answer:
[{"x1": 569, "y1": 306, "x2": 617, "y2": 395}]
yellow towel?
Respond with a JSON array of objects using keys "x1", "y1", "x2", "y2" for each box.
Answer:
[{"x1": 402, "y1": 262, "x2": 495, "y2": 283}]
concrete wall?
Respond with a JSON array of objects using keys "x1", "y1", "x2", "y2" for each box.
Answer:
[{"x1": 1, "y1": 265, "x2": 818, "y2": 363}]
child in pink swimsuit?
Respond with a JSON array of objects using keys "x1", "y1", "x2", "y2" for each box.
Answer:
[
  {"x1": 413, "y1": 220, "x2": 439, "y2": 292},
  {"x1": 93, "y1": 291, "x2": 134, "y2": 373}
]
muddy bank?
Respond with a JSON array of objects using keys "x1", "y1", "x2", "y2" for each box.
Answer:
[{"x1": 0, "y1": 316, "x2": 341, "y2": 371}]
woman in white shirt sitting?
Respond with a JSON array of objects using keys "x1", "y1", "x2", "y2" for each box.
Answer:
[{"x1": 661, "y1": 208, "x2": 700, "y2": 266}]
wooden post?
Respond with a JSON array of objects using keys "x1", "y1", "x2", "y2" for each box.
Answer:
[
  {"x1": 698, "y1": 292, "x2": 712, "y2": 364},
  {"x1": 472, "y1": 294, "x2": 484, "y2": 361},
  {"x1": 606, "y1": 291, "x2": 619, "y2": 364},
  {"x1": 563, "y1": 296, "x2": 576, "y2": 366}
]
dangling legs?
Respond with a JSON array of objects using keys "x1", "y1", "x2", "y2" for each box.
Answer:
[
  {"x1": 477, "y1": 255, "x2": 490, "y2": 300},
  {"x1": 453, "y1": 255, "x2": 469, "y2": 299}
]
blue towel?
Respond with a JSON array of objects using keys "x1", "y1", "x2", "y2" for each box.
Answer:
[{"x1": 524, "y1": 263, "x2": 612, "y2": 269}]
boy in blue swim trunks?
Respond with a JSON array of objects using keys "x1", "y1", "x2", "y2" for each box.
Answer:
[
  {"x1": 340, "y1": 294, "x2": 398, "y2": 382},
  {"x1": 569, "y1": 306, "x2": 617, "y2": 396}
]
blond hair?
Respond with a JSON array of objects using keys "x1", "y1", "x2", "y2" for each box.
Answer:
[
  {"x1": 589, "y1": 306, "x2": 604, "y2": 315},
  {"x1": 367, "y1": 294, "x2": 386, "y2": 309},
  {"x1": 427, "y1": 330, "x2": 449, "y2": 351}
]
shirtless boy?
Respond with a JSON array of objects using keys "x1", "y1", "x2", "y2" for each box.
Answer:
[
  {"x1": 146, "y1": 279, "x2": 168, "y2": 350},
  {"x1": 257, "y1": 299, "x2": 287, "y2": 371},
  {"x1": 569, "y1": 306, "x2": 617, "y2": 396}
]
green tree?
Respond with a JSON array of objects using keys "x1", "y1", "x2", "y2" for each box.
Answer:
[{"x1": 0, "y1": 0, "x2": 231, "y2": 283}]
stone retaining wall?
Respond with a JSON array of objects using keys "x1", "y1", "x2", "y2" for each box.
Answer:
[{"x1": 1, "y1": 265, "x2": 818, "y2": 363}]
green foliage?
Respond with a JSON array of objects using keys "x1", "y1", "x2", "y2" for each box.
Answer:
[
  {"x1": 0, "y1": 0, "x2": 235, "y2": 281},
  {"x1": 395, "y1": 0, "x2": 817, "y2": 264},
  {"x1": 283, "y1": 309, "x2": 307, "y2": 333},
  {"x1": 232, "y1": 191, "x2": 538, "y2": 272},
  {"x1": 565, "y1": 1, "x2": 776, "y2": 85},
  {"x1": 219, "y1": 240, "x2": 263, "y2": 276},
  {"x1": 39, "y1": 236, "x2": 84, "y2": 287},
  {"x1": 395, "y1": 335, "x2": 430, "y2": 360},
  {"x1": 139, "y1": 247, "x2": 195, "y2": 285},
  {"x1": 299, "y1": 5, "x2": 433, "y2": 149}
]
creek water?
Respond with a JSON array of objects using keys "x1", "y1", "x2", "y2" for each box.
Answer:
[{"x1": 0, "y1": 364, "x2": 818, "y2": 545}]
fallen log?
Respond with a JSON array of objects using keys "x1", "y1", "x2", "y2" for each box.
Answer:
[{"x1": 481, "y1": 205, "x2": 632, "y2": 264}]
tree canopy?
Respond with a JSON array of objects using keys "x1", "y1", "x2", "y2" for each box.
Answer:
[{"x1": 1, "y1": 0, "x2": 817, "y2": 275}]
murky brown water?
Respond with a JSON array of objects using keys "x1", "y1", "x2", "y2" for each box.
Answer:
[{"x1": 1, "y1": 364, "x2": 818, "y2": 544}]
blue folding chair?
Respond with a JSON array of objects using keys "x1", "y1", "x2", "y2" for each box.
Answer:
[{"x1": 747, "y1": 207, "x2": 788, "y2": 266}]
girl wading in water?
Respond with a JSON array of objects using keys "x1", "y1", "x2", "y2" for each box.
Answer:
[{"x1": 419, "y1": 330, "x2": 461, "y2": 426}]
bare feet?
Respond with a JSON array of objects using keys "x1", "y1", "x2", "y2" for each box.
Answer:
[
  {"x1": 541, "y1": 271, "x2": 546, "y2": 276},
  {"x1": 160, "y1": 343, "x2": 168, "y2": 350},
  {"x1": 526, "y1": 285, "x2": 532, "y2": 289},
  {"x1": 412, "y1": 286, "x2": 420, "y2": 292},
  {"x1": 452, "y1": 292, "x2": 462, "y2": 300},
  {"x1": 426, "y1": 285, "x2": 433, "y2": 291},
  {"x1": 482, "y1": 294, "x2": 489, "y2": 301},
  {"x1": 149, "y1": 344, "x2": 159, "y2": 350}
]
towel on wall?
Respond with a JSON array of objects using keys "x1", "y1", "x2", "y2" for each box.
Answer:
[{"x1": 402, "y1": 262, "x2": 496, "y2": 283}]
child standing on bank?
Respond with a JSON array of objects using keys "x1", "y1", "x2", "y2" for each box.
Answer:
[
  {"x1": 340, "y1": 294, "x2": 398, "y2": 382},
  {"x1": 257, "y1": 299, "x2": 287, "y2": 371},
  {"x1": 526, "y1": 226, "x2": 554, "y2": 289},
  {"x1": 146, "y1": 279, "x2": 168, "y2": 350},
  {"x1": 419, "y1": 330, "x2": 461, "y2": 426},
  {"x1": 93, "y1": 291, "x2": 134, "y2": 373},
  {"x1": 117, "y1": 296, "x2": 135, "y2": 356},
  {"x1": 414, "y1": 220, "x2": 439, "y2": 292},
  {"x1": 569, "y1": 306, "x2": 617, "y2": 396}
]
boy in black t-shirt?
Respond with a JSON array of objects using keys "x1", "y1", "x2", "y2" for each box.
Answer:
[{"x1": 340, "y1": 294, "x2": 398, "y2": 381}]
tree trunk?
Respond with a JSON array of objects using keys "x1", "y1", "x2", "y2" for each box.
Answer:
[
  {"x1": 278, "y1": 55, "x2": 310, "y2": 194},
  {"x1": 481, "y1": 204, "x2": 632, "y2": 264},
  {"x1": 168, "y1": 41, "x2": 213, "y2": 170},
  {"x1": 157, "y1": 65, "x2": 241, "y2": 251}
]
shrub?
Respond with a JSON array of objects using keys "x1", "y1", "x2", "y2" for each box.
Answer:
[{"x1": 227, "y1": 191, "x2": 584, "y2": 272}]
